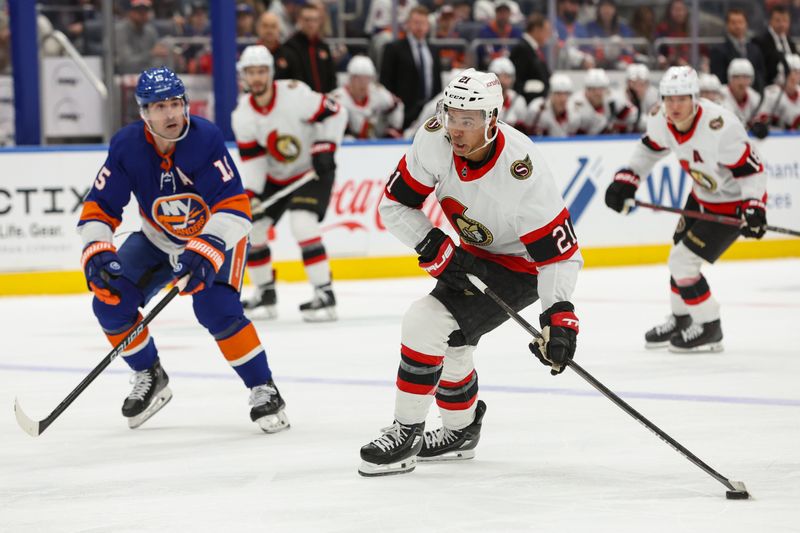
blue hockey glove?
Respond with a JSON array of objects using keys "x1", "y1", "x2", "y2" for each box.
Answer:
[
  {"x1": 173, "y1": 235, "x2": 226, "y2": 295},
  {"x1": 81, "y1": 241, "x2": 124, "y2": 305}
]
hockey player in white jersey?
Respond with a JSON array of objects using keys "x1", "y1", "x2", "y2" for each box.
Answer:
[
  {"x1": 756, "y1": 54, "x2": 800, "y2": 130},
  {"x1": 720, "y1": 58, "x2": 761, "y2": 127},
  {"x1": 232, "y1": 45, "x2": 348, "y2": 321},
  {"x1": 524, "y1": 72, "x2": 577, "y2": 137},
  {"x1": 605, "y1": 66, "x2": 767, "y2": 352},
  {"x1": 698, "y1": 73, "x2": 723, "y2": 103},
  {"x1": 619, "y1": 63, "x2": 659, "y2": 132},
  {"x1": 487, "y1": 57, "x2": 528, "y2": 131},
  {"x1": 331, "y1": 55, "x2": 404, "y2": 139},
  {"x1": 568, "y1": 68, "x2": 636, "y2": 135},
  {"x1": 359, "y1": 69, "x2": 583, "y2": 476}
]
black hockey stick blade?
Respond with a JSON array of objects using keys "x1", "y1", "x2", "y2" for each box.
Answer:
[
  {"x1": 14, "y1": 397, "x2": 42, "y2": 437},
  {"x1": 465, "y1": 274, "x2": 751, "y2": 500}
]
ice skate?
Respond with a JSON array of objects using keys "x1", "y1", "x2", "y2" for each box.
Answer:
[
  {"x1": 299, "y1": 283, "x2": 337, "y2": 322},
  {"x1": 250, "y1": 381, "x2": 290, "y2": 433},
  {"x1": 358, "y1": 421, "x2": 425, "y2": 477},
  {"x1": 242, "y1": 282, "x2": 277, "y2": 320},
  {"x1": 418, "y1": 400, "x2": 486, "y2": 462},
  {"x1": 122, "y1": 360, "x2": 172, "y2": 429},
  {"x1": 668, "y1": 319, "x2": 724, "y2": 353},
  {"x1": 645, "y1": 314, "x2": 692, "y2": 349}
]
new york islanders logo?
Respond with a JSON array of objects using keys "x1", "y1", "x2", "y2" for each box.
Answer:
[
  {"x1": 440, "y1": 197, "x2": 493, "y2": 246},
  {"x1": 267, "y1": 130, "x2": 302, "y2": 162},
  {"x1": 152, "y1": 193, "x2": 210, "y2": 240}
]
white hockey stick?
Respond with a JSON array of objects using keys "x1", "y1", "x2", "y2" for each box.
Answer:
[{"x1": 251, "y1": 170, "x2": 318, "y2": 216}]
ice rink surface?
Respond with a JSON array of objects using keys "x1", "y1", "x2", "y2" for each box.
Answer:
[{"x1": 1, "y1": 259, "x2": 799, "y2": 532}]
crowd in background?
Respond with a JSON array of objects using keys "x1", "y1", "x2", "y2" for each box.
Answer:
[{"x1": 2, "y1": 0, "x2": 800, "y2": 141}]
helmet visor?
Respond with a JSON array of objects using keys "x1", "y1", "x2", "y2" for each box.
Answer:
[{"x1": 440, "y1": 103, "x2": 488, "y2": 131}]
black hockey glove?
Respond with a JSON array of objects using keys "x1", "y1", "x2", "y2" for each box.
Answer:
[
  {"x1": 750, "y1": 121, "x2": 769, "y2": 140},
  {"x1": 529, "y1": 301, "x2": 579, "y2": 376},
  {"x1": 82, "y1": 241, "x2": 124, "y2": 306},
  {"x1": 311, "y1": 145, "x2": 336, "y2": 184},
  {"x1": 738, "y1": 199, "x2": 767, "y2": 239},
  {"x1": 415, "y1": 227, "x2": 487, "y2": 292},
  {"x1": 173, "y1": 235, "x2": 226, "y2": 295},
  {"x1": 605, "y1": 168, "x2": 640, "y2": 215}
]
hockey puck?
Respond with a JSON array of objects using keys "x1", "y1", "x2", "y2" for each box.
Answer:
[{"x1": 725, "y1": 490, "x2": 750, "y2": 500}]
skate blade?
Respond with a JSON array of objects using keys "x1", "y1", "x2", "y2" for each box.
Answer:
[
  {"x1": 418, "y1": 449, "x2": 476, "y2": 462},
  {"x1": 358, "y1": 456, "x2": 417, "y2": 477},
  {"x1": 644, "y1": 341, "x2": 670, "y2": 349},
  {"x1": 256, "y1": 410, "x2": 290, "y2": 434},
  {"x1": 300, "y1": 307, "x2": 338, "y2": 323},
  {"x1": 127, "y1": 387, "x2": 173, "y2": 429},
  {"x1": 668, "y1": 342, "x2": 724, "y2": 354},
  {"x1": 244, "y1": 305, "x2": 278, "y2": 321}
]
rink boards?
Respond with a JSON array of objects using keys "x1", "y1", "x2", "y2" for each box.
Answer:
[{"x1": 0, "y1": 133, "x2": 798, "y2": 295}]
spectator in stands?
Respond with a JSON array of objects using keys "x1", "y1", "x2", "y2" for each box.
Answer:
[
  {"x1": 236, "y1": 3, "x2": 257, "y2": 53},
  {"x1": 555, "y1": 0, "x2": 593, "y2": 69},
  {"x1": 453, "y1": 1, "x2": 473, "y2": 25},
  {"x1": 473, "y1": 0, "x2": 524, "y2": 25},
  {"x1": 655, "y1": 0, "x2": 690, "y2": 68},
  {"x1": 280, "y1": 3, "x2": 337, "y2": 93},
  {"x1": 586, "y1": 0, "x2": 635, "y2": 69},
  {"x1": 0, "y1": 12, "x2": 9, "y2": 75},
  {"x1": 257, "y1": 11, "x2": 284, "y2": 56},
  {"x1": 380, "y1": 6, "x2": 442, "y2": 129},
  {"x1": 753, "y1": 5, "x2": 798, "y2": 85},
  {"x1": 365, "y1": 0, "x2": 418, "y2": 35},
  {"x1": 181, "y1": 2, "x2": 212, "y2": 74},
  {"x1": 709, "y1": 8, "x2": 766, "y2": 91},
  {"x1": 630, "y1": 6, "x2": 656, "y2": 44},
  {"x1": 476, "y1": 1, "x2": 523, "y2": 69},
  {"x1": 698, "y1": 73, "x2": 723, "y2": 103},
  {"x1": 433, "y1": 6, "x2": 466, "y2": 71},
  {"x1": 115, "y1": 0, "x2": 169, "y2": 74},
  {"x1": 510, "y1": 13, "x2": 552, "y2": 103}
]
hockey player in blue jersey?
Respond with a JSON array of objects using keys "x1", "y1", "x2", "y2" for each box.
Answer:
[{"x1": 78, "y1": 67, "x2": 289, "y2": 433}]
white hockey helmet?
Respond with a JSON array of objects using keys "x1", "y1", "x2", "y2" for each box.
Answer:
[
  {"x1": 441, "y1": 68, "x2": 504, "y2": 115},
  {"x1": 625, "y1": 63, "x2": 650, "y2": 82},
  {"x1": 347, "y1": 55, "x2": 376, "y2": 77},
  {"x1": 237, "y1": 45, "x2": 274, "y2": 74},
  {"x1": 549, "y1": 72, "x2": 573, "y2": 93},
  {"x1": 727, "y1": 58, "x2": 754, "y2": 79},
  {"x1": 785, "y1": 54, "x2": 800, "y2": 72},
  {"x1": 584, "y1": 68, "x2": 610, "y2": 89},
  {"x1": 488, "y1": 57, "x2": 516, "y2": 79},
  {"x1": 698, "y1": 73, "x2": 722, "y2": 92},
  {"x1": 659, "y1": 66, "x2": 699, "y2": 98}
]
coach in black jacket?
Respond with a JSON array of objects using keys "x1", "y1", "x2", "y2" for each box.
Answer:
[
  {"x1": 279, "y1": 3, "x2": 337, "y2": 93},
  {"x1": 709, "y1": 8, "x2": 766, "y2": 91},
  {"x1": 752, "y1": 5, "x2": 798, "y2": 85},
  {"x1": 380, "y1": 6, "x2": 442, "y2": 129},
  {"x1": 510, "y1": 13, "x2": 552, "y2": 103}
]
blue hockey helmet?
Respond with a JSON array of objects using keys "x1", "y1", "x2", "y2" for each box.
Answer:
[{"x1": 135, "y1": 66, "x2": 187, "y2": 107}]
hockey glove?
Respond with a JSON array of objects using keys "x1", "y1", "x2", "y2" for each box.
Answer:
[
  {"x1": 750, "y1": 121, "x2": 769, "y2": 140},
  {"x1": 605, "y1": 169, "x2": 640, "y2": 215},
  {"x1": 738, "y1": 199, "x2": 767, "y2": 239},
  {"x1": 529, "y1": 301, "x2": 579, "y2": 376},
  {"x1": 81, "y1": 241, "x2": 124, "y2": 305},
  {"x1": 311, "y1": 145, "x2": 336, "y2": 184},
  {"x1": 416, "y1": 227, "x2": 487, "y2": 292},
  {"x1": 173, "y1": 235, "x2": 226, "y2": 295}
]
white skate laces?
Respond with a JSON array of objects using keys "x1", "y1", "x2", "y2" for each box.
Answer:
[
  {"x1": 655, "y1": 315, "x2": 677, "y2": 335},
  {"x1": 249, "y1": 384, "x2": 278, "y2": 407},
  {"x1": 371, "y1": 422, "x2": 411, "y2": 453},
  {"x1": 127, "y1": 371, "x2": 154, "y2": 401},
  {"x1": 423, "y1": 426, "x2": 460, "y2": 449},
  {"x1": 680, "y1": 323, "x2": 704, "y2": 342}
]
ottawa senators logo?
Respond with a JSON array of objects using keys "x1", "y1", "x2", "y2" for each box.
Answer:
[
  {"x1": 680, "y1": 160, "x2": 717, "y2": 192},
  {"x1": 267, "y1": 130, "x2": 302, "y2": 162},
  {"x1": 424, "y1": 116, "x2": 442, "y2": 132},
  {"x1": 151, "y1": 193, "x2": 210, "y2": 240},
  {"x1": 440, "y1": 197, "x2": 493, "y2": 247},
  {"x1": 709, "y1": 116, "x2": 724, "y2": 130},
  {"x1": 511, "y1": 155, "x2": 532, "y2": 180}
]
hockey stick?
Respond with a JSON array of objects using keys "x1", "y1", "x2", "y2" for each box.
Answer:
[
  {"x1": 635, "y1": 200, "x2": 800, "y2": 237},
  {"x1": 465, "y1": 273, "x2": 750, "y2": 500},
  {"x1": 251, "y1": 170, "x2": 318, "y2": 216},
  {"x1": 13, "y1": 278, "x2": 188, "y2": 437}
]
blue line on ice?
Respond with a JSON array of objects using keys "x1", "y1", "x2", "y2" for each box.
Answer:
[{"x1": 3, "y1": 362, "x2": 799, "y2": 407}]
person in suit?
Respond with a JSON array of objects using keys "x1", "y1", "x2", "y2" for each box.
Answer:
[
  {"x1": 709, "y1": 8, "x2": 766, "y2": 91},
  {"x1": 379, "y1": 6, "x2": 442, "y2": 129},
  {"x1": 279, "y1": 3, "x2": 337, "y2": 93},
  {"x1": 753, "y1": 5, "x2": 798, "y2": 85},
  {"x1": 510, "y1": 13, "x2": 552, "y2": 103}
]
